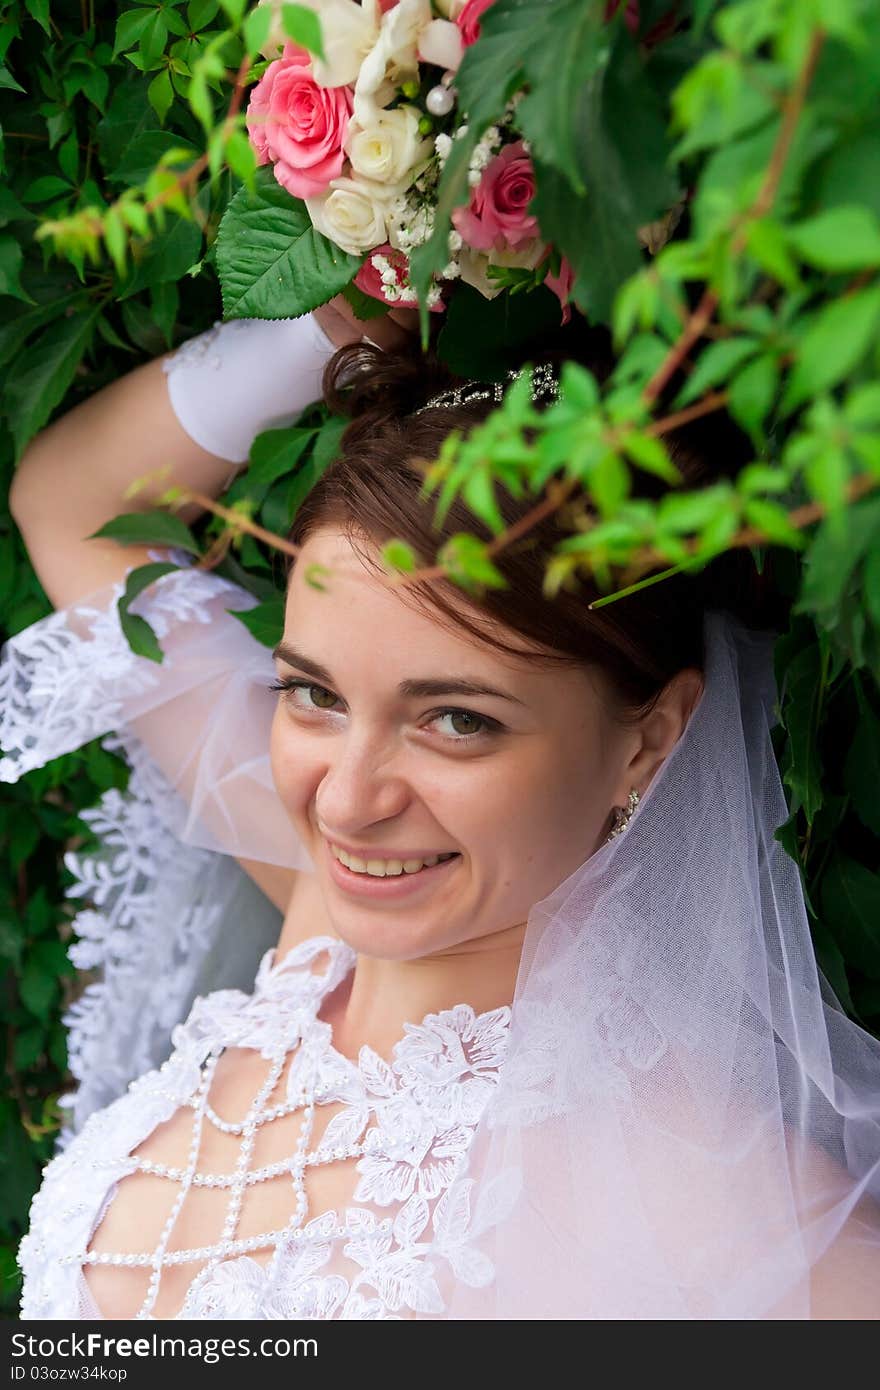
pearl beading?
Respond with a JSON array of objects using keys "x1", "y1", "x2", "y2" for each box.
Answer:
[{"x1": 68, "y1": 1039, "x2": 383, "y2": 1320}]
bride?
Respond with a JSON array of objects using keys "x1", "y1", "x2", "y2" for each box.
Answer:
[{"x1": 4, "y1": 299, "x2": 880, "y2": 1320}]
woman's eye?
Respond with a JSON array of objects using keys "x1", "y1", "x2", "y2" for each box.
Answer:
[
  {"x1": 432, "y1": 709, "x2": 491, "y2": 742},
  {"x1": 268, "y1": 678, "x2": 339, "y2": 711},
  {"x1": 267, "y1": 678, "x2": 499, "y2": 745}
]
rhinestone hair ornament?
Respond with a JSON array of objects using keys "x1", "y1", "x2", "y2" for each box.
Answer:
[{"x1": 412, "y1": 361, "x2": 561, "y2": 414}]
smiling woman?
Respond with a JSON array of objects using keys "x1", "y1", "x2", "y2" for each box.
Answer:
[{"x1": 4, "y1": 316, "x2": 880, "y2": 1321}]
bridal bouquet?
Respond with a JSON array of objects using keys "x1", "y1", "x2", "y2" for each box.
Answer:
[{"x1": 244, "y1": 0, "x2": 574, "y2": 319}]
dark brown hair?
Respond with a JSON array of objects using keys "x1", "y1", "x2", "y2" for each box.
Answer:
[{"x1": 285, "y1": 312, "x2": 786, "y2": 723}]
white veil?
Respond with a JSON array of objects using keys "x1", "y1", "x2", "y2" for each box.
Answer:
[
  {"x1": 434, "y1": 608, "x2": 880, "y2": 1319},
  {"x1": 2, "y1": 552, "x2": 879, "y2": 1314}
]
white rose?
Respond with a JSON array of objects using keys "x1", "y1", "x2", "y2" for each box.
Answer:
[
  {"x1": 457, "y1": 239, "x2": 547, "y2": 300},
  {"x1": 345, "y1": 105, "x2": 432, "y2": 186},
  {"x1": 433, "y1": 0, "x2": 467, "y2": 18},
  {"x1": 417, "y1": 18, "x2": 464, "y2": 71},
  {"x1": 305, "y1": 176, "x2": 396, "y2": 255},
  {"x1": 257, "y1": 0, "x2": 381, "y2": 87},
  {"x1": 354, "y1": 0, "x2": 432, "y2": 123}
]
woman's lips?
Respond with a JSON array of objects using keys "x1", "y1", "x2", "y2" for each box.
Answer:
[{"x1": 324, "y1": 840, "x2": 461, "y2": 900}]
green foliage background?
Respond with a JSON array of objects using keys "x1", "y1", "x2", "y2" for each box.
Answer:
[{"x1": 2, "y1": 0, "x2": 880, "y2": 1315}]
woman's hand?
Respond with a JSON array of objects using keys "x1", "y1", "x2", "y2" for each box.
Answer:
[{"x1": 313, "y1": 294, "x2": 420, "y2": 352}]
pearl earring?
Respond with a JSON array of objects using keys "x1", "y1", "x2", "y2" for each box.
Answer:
[{"x1": 604, "y1": 789, "x2": 640, "y2": 844}]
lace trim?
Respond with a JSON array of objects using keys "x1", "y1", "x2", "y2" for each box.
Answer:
[
  {"x1": 0, "y1": 550, "x2": 276, "y2": 1136},
  {"x1": 19, "y1": 937, "x2": 519, "y2": 1320},
  {"x1": 0, "y1": 550, "x2": 244, "y2": 783}
]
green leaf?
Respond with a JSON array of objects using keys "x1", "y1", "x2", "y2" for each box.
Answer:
[
  {"x1": 4, "y1": 310, "x2": 99, "y2": 460},
  {"x1": 621, "y1": 432, "x2": 681, "y2": 484},
  {"x1": 216, "y1": 167, "x2": 361, "y2": 319},
  {"x1": 778, "y1": 638, "x2": 826, "y2": 823},
  {"x1": 675, "y1": 336, "x2": 760, "y2": 407},
  {"x1": 782, "y1": 286, "x2": 880, "y2": 412},
  {"x1": 148, "y1": 68, "x2": 175, "y2": 124},
  {"x1": 743, "y1": 498, "x2": 806, "y2": 548},
  {"x1": 22, "y1": 175, "x2": 73, "y2": 203},
  {"x1": 187, "y1": 0, "x2": 220, "y2": 26},
  {"x1": 225, "y1": 129, "x2": 257, "y2": 186},
  {"x1": 529, "y1": 35, "x2": 677, "y2": 324},
  {"x1": 230, "y1": 596, "x2": 285, "y2": 648},
  {"x1": 116, "y1": 561, "x2": 181, "y2": 662},
  {"x1": 114, "y1": 8, "x2": 154, "y2": 55},
  {"x1": 340, "y1": 279, "x2": 391, "y2": 323},
  {"x1": 797, "y1": 498, "x2": 880, "y2": 628},
  {"x1": 0, "y1": 235, "x2": 32, "y2": 303},
  {"x1": 787, "y1": 205, "x2": 880, "y2": 272},
  {"x1": 88, "y1": 511, "x2": 200, "y2": 554},
  {"x1": 24, "y1": 0, "x2": 51, "y2": 36},
  {"x1": 381, "y1": 540, "x2": 417, "y2": 573},
  {"x1": 745, "y1": 217, "x2": 800, "y2": 288},
  {"x1": 820, "y1": 852, "x2": 880, "y2": 980},
  {"x1": 728, "y1": 353, "x2": 779, "y2": 441},
  {"x1": 110, "y1": 131, "x2": 199, "y2": 187},
  {"x1": 19, "y1": 963, "x2": 57, "y2": 1023},
  {"x1": 150, "y1": 279, "x2": 179, "y2": 348},
  {"x1": 139, "y1": 12, "x2": 169, "y2": 66},
  {"x1": 281, "y1": 3, "x2": 324, "y2": 58},
  {"x1": 438, "y1": 533, "x2": 507, "y2": 591},
  {"x1": 248, "y1": 426, "x2": 316, "y2": 487},
  {"x1": 118, "y1": 215, "x2": 202, "y2": 298}
]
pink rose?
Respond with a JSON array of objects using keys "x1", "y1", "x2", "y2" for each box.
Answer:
[
  {"x1": 542, "y1": 251, "x2": 575, "y2": 325},
  {"x1": 246, "y1": 42, "x2": 353, "y2": 201},
  {"x1": 457, "y1": 0, "x2": 494, "y2": 46},
  {"x1": 354, "y1": 244, "x2": 445, "y2": 311},
  {"x1": 451, "y1": 141, "x2": 538, "y2": 252}
]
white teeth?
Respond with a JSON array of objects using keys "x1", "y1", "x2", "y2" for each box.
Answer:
[{"x1": 332, "y1": 845, "x2": 456, "y2": 877}]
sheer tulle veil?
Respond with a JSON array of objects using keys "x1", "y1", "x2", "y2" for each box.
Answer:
[
  {"x1": 1, "y1": 557, "x2": 879, "y2": 1316},
  {"x1": 436, "y1": 607, "x2": 880, "y2": 1319}
]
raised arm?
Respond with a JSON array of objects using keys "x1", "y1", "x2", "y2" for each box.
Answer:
[{"x1": 5, "y1": 301, "x2": 417, "y2": 916}]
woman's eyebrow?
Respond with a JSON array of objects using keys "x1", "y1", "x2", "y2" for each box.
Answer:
[{"x1": 272, "y1": 640, "x2": 527, "y2": 706}]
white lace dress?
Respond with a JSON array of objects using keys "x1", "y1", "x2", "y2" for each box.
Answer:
[{"x1": 18, "y1": 934, "x2": 513, "y2": 1321}]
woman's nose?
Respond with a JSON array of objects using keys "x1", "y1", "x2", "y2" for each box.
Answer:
[{"x1": 315, "y1": 735, "x2": 409, "y2": 832}]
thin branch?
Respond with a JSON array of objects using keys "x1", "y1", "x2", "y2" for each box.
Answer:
[
  {"x1": 599, "y1": 472, "x2": 880, "y2": 606},
  {"x1": 175, "y1": 487, "x2": 301, "y2": 560},
  {"x1": 643, "y1": 27, "x2": 826, "y2": 404}
]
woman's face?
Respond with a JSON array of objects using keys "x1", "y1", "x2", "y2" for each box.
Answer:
[{"x1": 269, "y1": 525, "x2": 634, "y2": 961}]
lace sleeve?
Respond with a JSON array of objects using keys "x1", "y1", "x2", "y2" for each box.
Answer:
[
  {"x1": 0, "y1": 549, "x2": 311, "y2": 870},
  {"x1": 0, "y1": 552, "x2": 308, "y2": 1133}
]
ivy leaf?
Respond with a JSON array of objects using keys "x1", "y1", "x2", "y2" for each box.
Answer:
[
  {"x1": 248, "y1": 426, "x2": 316, "y2": 488},
  {"x1": 778, "y1": 639, "x2": 826, "y2": 823},
  {"x1": 787, "y1": 205, "x2": 880, "y2": 272},
  {"x1": 24, "y1": 0, "x2": 51, "y2": 36},
  {"x1": 148, "y1": 68, "x2": 175, "y2": 124},
  {"x1": 0, "y1": 235, "x2": 32, "y2": 303},
  {"x1": 819, "y1": 852, "x2": 880, "y2": 980},
  {"x1": 530, "y1": 36, "x2": 677, "y2": 324},
  {"x1": 88, "y1": 511, "x2": 200, "y2": 554},
  {"x1": 0, "y1": 66, "x2": 26, "y2": 93},
  {"x1": 216, "y1": 167, "x2": 361, "y2": 319},
  {"x1": 230, "y1": 596, "x2": 285, "y2": 648},
  {"x1": 675, "y1": 337, "x2": 760, "y2": 407},
  {"x1": 281, "y1": 3, "x2": 325, "y2": 58},
  {"x1": 4, "y1": 310, "x2": 99, "y2": 460},
  {"x1": 117, "y1": 561, "x2": 181, "y2": 663},
  {"x1": 782, "y1": 286, "x2": 880, "y2": 412},
  {"x1": 728, "y1": 353, "x2": 780, "y2": 442}
]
